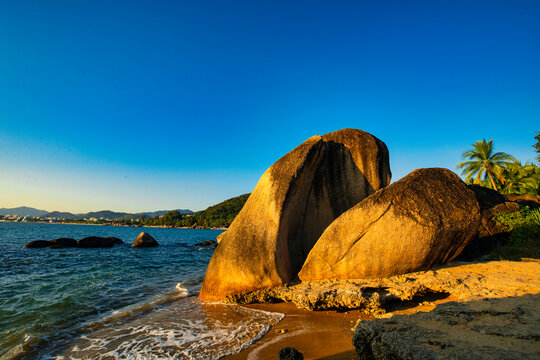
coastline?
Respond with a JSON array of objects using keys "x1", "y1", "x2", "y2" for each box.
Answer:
[{"x1": 0, "y1": 219, "x2": 227, "y2": 230}]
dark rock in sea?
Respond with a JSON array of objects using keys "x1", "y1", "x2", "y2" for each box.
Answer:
[
  {"x1": 278, "y1": 347, "x2": 304, "y2": 360},
  {"x1": 78, "y1": 236, "x2": 116, "y2": 248},
  {"x1": 200, "y1": 129, "x2": 392, "y2": 301},
  {"x1": 353, "y1": 294, "x2": 540, "y2": 360},
  {"x1": 131, "y1": 232, "x2": 158, "y2": 247},
  {"x1": 107, "y1": 236, "x2": 124, "y2": 245},
  {"x1": 50, "y1": 238, "x2": 78, "y2": 248},
  {"x1": 195, "y1": 240, "x2": 217, "y2": 247},
  {"x1": 299, "y1": 168, "x2": 480, "y2": 281},
  {"x1": 23, "y1": 240, "x2": 53, "y2": 248}
]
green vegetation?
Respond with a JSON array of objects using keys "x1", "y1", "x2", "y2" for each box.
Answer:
[
  {"x1": 457, "y1": 133, "x2": 540, "y2": 195},
  {"x1": 142, "y1": 194, "x2": 250, "y2": 228},
  {"x1": 490, "y1": 206, "x2": 540, "y2": 260}
]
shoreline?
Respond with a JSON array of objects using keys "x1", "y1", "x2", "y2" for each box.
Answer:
[
  {"x1": 0, "y1": 219, "x2": 227, "y2": 230},
  {"x1": 224, "y1": 293, "x2": 457, "y2": 360}
]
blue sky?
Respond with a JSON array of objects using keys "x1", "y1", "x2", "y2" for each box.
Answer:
[{"x1": 1, "y1": 0, "x2": 539, "y2": 212}]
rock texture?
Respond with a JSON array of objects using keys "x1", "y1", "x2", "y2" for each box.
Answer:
[
  {"x1": 227, "y1": 261, "x2": 540, "y2": 313},
  {"x1": 353, "y1": 294, "x2": 540, "y2": 360},
  {"x1": 132, "y1": 232, "x2": 158, "y2": 247},
  {"x1": 200, "y1": 129, "x2": 391, "y2": 301},
  {"x1": 299, "y1": 168, "x2": 481, "y2": 281}
]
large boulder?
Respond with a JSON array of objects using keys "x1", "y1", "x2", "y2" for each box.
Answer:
[
  {"x1": 298, "y1": 168, "x2": 481, "y2": 281},
  {"x1": 200, "y1": 129, "x2": 391, "y2": 301},
  {"x1": 132, "y1": 232, "x2": 158, "y2": 247}
]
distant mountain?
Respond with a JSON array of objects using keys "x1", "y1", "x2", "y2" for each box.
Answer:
[
  {"x1": 41, "y1": 209, "x2": 193, "y2": 220},
  {"x1": 2, "y1": 206, "x2": 193, "y2": 220},
  {"x1": 0, "y1": 206, "x2": 49, "y2": 217},
  {"x1": 41, "y1": 211, "x2": 79, "y2": 220}
]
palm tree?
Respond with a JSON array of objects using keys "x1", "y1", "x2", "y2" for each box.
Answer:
[{"x1": 457, "y1": 139, "x2": 515, "y2": 191}]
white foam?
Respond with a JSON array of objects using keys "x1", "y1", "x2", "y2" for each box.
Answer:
[
  {"x1": 48, "y1": 297, "x2": 284, "y2": 360},
  {"x1": 174, "y1": 283, "x2": 189, "y2": 297}
]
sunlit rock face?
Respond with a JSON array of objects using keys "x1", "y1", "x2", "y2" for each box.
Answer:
[
  {"x1": 199, "y1": 129, "x2": 391, "y2": 301},
  {"x1": 299, "y1": 168, "x2": 481, "y2": 281}
]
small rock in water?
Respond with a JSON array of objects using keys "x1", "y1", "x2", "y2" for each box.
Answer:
[
  {"x1": 195, "y1": 240, "x2": 217, "y2": 247},
  {"x1": 132, "y1": 232, "x2": 159, "y2": 247},
  {"x1": 278, "y1": 347, "x2": 303, "y2": 360}
]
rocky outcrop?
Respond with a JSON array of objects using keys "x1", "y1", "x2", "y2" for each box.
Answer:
[
  {"x1": 78, "y1": 236, "x2": 117, "y2": 248},
  {"x1": 353, "y1": 294, "x2": 540, "y2": 360},
  {"x1": 299, "y1": 168, "x2": 480, "y2": 281},
  {"x1": 227, "y1": 261, "x2": 540, "y2": 313},
  {"x1": 132, "y1": 232, "x2": 158, "y2": 247},
  {"x1": 199, "y1": 129, "x2": 391, "y2": 301},
  {"x1": 24, "y1": 237, "x2": 123, "y2": 248}
]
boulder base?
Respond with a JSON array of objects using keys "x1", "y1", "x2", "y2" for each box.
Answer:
[
  {"x1": 299, "y1": 168, "x2": 481, "y2": 281},
  {"x1": 200, "y1": 129, "x2": 391, "y2": 301}
]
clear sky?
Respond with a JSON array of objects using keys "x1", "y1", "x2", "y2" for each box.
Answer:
[{"x1": 1, "y1": 0, "x2": 539, "y2": 213}]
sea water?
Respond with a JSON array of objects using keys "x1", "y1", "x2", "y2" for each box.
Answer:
[{"x1": 0, "y1": 222, "x2": 283, "y2": 359}]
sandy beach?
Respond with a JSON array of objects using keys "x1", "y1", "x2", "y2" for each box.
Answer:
[{"x1": 225, "y1": 292, "x2": 456, "y2": 360}]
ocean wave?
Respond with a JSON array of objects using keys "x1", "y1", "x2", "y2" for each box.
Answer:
[{"x1": 42, "y1": 297, "x2": 284, "y2": 360}]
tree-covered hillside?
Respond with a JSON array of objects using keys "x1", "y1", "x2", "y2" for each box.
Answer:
[{"x1": 143, "y1": 194, "x2": 250, "y2": 228}]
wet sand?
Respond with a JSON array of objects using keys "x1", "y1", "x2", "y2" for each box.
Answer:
[
  {"x1": 224, "y1": 302, "x2": 371, "y2": 360},
  {"x1": 224, "y1": 294, "x2": 458, "y2": 360}
]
